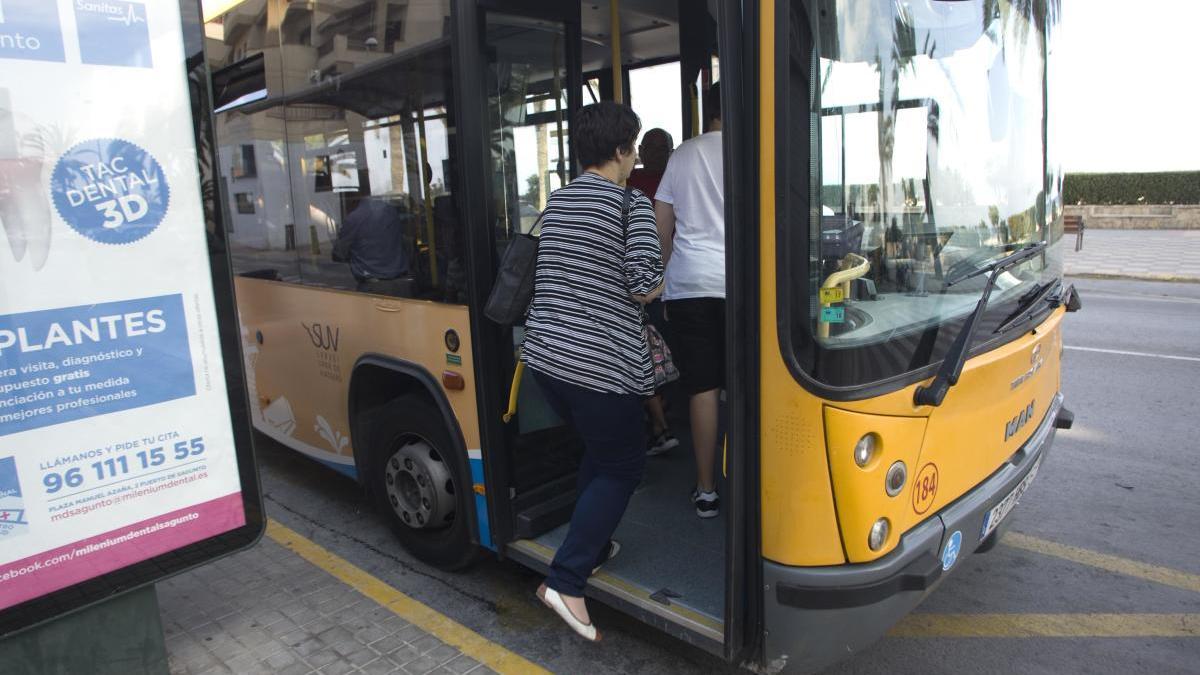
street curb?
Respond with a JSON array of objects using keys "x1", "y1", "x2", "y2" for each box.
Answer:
[{"x1": 1066, "y1": 273, "x2": 1200, "y2": 284}]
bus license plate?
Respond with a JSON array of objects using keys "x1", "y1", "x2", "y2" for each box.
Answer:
[{"x1": 979, "y1": 457, "x2": 1042, "y2": 541}]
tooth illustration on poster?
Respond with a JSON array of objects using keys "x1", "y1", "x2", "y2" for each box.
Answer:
[{"x1": 0, "y1": 87, "x2": 52, "y2": 270}]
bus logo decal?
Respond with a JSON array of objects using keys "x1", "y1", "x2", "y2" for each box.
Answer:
[
  {"x1": 1004, "y1": 400, "x2": 1036, "y2": 442},
  {"x1": 1010, "y1": 344, "x2": 1044, "y2": 390},
  {"x1": 302, "y1": 322, "x2": 340, "y2": 352}
]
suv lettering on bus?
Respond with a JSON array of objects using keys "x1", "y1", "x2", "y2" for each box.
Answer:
[{"x1": 301, "y1": 323, "x2": 339, "y2": 352}]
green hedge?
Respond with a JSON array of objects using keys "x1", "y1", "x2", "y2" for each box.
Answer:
[{"x1": 1064, "y1": 172, "x2": 1200, "y2": 205}]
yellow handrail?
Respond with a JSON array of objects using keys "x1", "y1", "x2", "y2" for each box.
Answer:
[
  {"x1": 610, "y1": 0, "x2": 623, "y2": 103},
  {"x1": 503, "y1": 360, "x2": 524, "y2": 423},
  {"x1": 818, "y1": 253, "x2": 870, "y2": 339}
]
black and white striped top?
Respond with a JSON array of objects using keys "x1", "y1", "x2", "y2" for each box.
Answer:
[{"x1": 523, "y1": 172, "x2": 664, "y2": 396}]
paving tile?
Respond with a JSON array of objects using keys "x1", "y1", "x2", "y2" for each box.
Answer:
[
  {"x1": 387, "y1": 644, "x2": 423, "y2": 666},
  {"x1": 330, "y1": 638, "x2": 363, "y2": 657},
  {"x1": 402, "y1": 654, "x2": 444, "y2": 675},
  {"x1": 161, "y1": 537, "x2": 492, "y2": 675},
  {"x1": 409, "y1": 635, "x2": 445, "y2": 655},
  {"x1": 393, "y1": 624, "x2": 426, "y2": 642},
  {"x1": 345, "y1": 646, "x2": 382, "y2": 668},
  {"x1": 264, "y1": 650, "x2": 303, "y2": 671},
  {"x1": 361, "y1": 657, "x2": 405, "y2": 675},
  {"x1": 370, "y1": 634, "x2": 411, "y2": 657},
  {"x1": 427, "y1": 644, "x2": 461, "y2": 663},
  {"x1": 276, "y1": 661, "x2": 315, "y2": 675},
  {"x1": 317, "y1": 625, "x2": 356, "y2": 645},
  {"x1": 306, "y1": 647, "x2": 342, "y2": 670},
  {"x1": 442, "y1": 654, "x2": 481, "y2": 675},
  {"x1": 318, "y1": 658, "x2": 357, "y2": 675},
  {"x1": 354, "y1": 625, "x2": 392, "y2": 645},
  {"x1": 294, "y1": 636, "x2": 327, "y2": 657}
]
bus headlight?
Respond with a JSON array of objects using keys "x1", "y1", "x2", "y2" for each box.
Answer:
[
  {"x1": 885, "y1": 461, "x2": 907, "y2": 497},
  {"x1": 853, "y1": 434, "x2": 878, "y2": 468},
  {"x1": 868, "y1": 518, "x2": 891, "y2": 551}
]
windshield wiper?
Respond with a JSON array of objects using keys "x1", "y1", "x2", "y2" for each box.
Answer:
[
  {"x1": 995, "y1": 279, "x2": 1058, "y2": 334},
  {"x1": 914, "y1": 241, "x2": 1048, "y2": 407}
]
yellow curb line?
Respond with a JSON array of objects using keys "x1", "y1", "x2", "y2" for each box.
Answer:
[
  {"x1": 1003, "y1": 532, "x2": 1200, "y2": 595},
  {"x1": 265, "y1": 519, "x2": 551, "y2": 675},
  {"x1": 890, "y1": 613, "x2": 1200, "y2": 638}
]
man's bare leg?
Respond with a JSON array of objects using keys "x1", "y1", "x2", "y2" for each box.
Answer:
[{"x1": 690, "y1": 389, "x2": 720, "y2": 492}]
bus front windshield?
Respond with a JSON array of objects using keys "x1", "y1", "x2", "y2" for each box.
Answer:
[{"x1": 808, "y1": 0, "x2": 1061, "y2": 385}]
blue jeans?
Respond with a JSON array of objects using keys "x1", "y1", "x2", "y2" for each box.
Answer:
[{"x1": 532, "y1": 370, "x2": 646, "y2": 597}]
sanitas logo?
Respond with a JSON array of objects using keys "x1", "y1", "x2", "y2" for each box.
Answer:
[{"x1": 75, "y1": 0, "x2": 146, "y2": 27}]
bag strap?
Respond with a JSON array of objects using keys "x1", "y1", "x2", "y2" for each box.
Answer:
[{"x1": 621, "y1": 185, "x2": 633, "y2": 237}]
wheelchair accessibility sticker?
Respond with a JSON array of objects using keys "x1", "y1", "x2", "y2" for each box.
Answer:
[{"x1": 942, "y1": 530, "x2": 962, "y2": 571}]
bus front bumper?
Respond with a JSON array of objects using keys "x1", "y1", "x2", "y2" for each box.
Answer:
[{"x1": 761, "y1": 393, "x2": 1066, "y2": 675}]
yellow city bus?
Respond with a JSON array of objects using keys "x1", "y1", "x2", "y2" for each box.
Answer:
[{"x1": 202, "y1": 0, "x2": 1076, "y2": 670}]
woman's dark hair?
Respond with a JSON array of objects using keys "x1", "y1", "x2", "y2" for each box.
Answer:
[{"x1": 574, "y1": 101, "x2": 641, "y2": 170}]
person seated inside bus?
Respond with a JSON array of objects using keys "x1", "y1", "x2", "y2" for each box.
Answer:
[
  {"x1": 433, "y1": 194, "x2": 468, "y2": 304},
  {"x1": 654, "y1": 82, "x2": 726, "y2": 519},
  {"x1": 332, "y1": 194, "x2": 414, "y2": 297},
  {"x1": 523, "y1": 101, "x2": 664, "y2": 641},
  {"x1": 627, "y1": 127, "x2": 679, "y2": 456}
]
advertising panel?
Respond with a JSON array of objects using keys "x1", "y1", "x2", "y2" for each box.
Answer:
[{"x1": 0, "y1": 0, "x2": 260, "y2": 626}]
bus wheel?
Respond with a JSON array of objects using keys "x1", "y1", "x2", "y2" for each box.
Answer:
[{"x1": 367, "y1": 396, "x2": 477, "y2": 570}]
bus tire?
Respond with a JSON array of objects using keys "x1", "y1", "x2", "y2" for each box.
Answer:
[{"x1": 366, "y1": 395, "x2": 478, "y2": 571}]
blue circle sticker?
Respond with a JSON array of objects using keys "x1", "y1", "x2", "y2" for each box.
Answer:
[
  {"x1": 941, "y1": 530, "x2": 963, "y2": 571},
  {"x1": 50, "y1": 138, "x2": 169, "y2": 245}
]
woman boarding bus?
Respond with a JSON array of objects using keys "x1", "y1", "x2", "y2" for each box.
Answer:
[{"x1": 203, "y1": 0, "x2": 1075, "y2": 670}]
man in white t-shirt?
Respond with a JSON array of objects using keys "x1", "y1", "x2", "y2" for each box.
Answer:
[{"x1": 654, "y1": 82, "x2": 725, "y2": 519}]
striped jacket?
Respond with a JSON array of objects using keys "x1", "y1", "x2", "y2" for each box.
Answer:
[{"x1": 523, "y1": 172, "x2": 664, "y2": 395}]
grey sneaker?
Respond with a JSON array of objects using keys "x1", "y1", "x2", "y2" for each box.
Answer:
[
  {"x1": 592, "y1": 540, "x2": 621, "y2": 575},
  {"x1": 647, "y1": 430, "x2": 680, "y2": 456},
  {"x1": 691, "y1": 488, "x2": 719, "y2": 519}
]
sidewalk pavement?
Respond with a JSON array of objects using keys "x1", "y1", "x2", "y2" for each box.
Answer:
[
  {"x1": 157, "y1": 520, "x2": 528, "y2": 675},
  {"x1": 1064, "y1": 229, "x2": 1200, "y2": 282}
]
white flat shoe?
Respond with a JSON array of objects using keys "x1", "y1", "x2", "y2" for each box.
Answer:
[{"x1": 537, "y1": 585, "x2": 600, "y2": 642}]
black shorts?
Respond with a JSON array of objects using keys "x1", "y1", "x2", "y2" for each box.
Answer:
[{"x1": 664, "y1": 297, "x2": 725, "y2": 395}]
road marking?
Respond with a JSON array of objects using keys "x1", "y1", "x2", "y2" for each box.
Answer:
[
  {"x1": 1003, "y1": 532, "x2": 1200, "y2": 595},
  {"x1": 265, "y1": 519, "x2": 550, "y2": 675},
  {"x1": 1064, "y1": 345, "x2": 1200, "y2": 363},
  {"x1": 890, "y1": 613, "x2": 1200, "y2": 638}
]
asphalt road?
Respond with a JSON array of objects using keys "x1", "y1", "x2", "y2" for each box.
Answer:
[{"x1": 255, "y1": 276, "x2": 1200, "y2": 674}]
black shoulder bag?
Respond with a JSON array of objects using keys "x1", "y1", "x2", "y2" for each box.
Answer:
[{"x1": 484, "y1": 186, "x2": 634, "y2": 324}]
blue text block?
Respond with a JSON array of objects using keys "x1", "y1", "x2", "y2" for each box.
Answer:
[{"x1": 0, "y1": 294, "x2": 195, "y2": 436}]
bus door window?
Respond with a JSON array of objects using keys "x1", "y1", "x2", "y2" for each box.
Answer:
[
  {"x1": 484, "y1": 13, "x2": 573, "y2": 435},
  {"x1": 264, "y1": 0, "x2": 461, "y2": 301},
  {"x1": 484, "y1": 14, "x2": 571, "y2": 249},
  {"x1": 628, "y1": 62, "x2": 683, "y2": 148},
  {"x1": 207, "y1": 0, "x2": 301, "y2": 283}
]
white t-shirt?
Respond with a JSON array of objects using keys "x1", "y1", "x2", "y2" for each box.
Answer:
[{"x1": 656, "y1": 131, "x2": 725, "y2": 300}]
